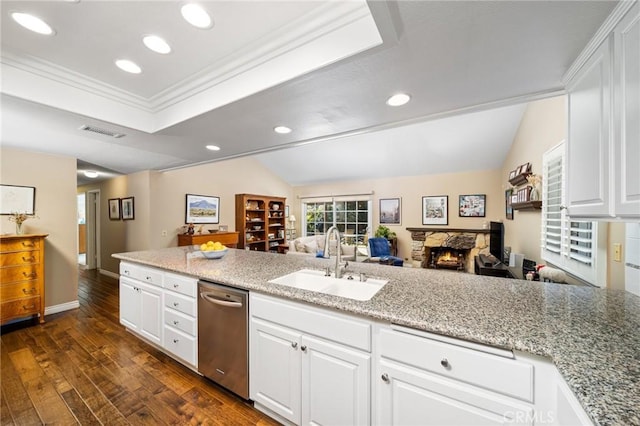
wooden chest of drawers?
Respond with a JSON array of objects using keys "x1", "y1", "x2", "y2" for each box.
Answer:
[{"x1": 0, "y1": 234, "x2": 48, "y2": 325}]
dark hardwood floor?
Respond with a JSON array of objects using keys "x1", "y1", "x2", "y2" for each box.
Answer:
[{"x1": 1, "y1": 269, "x2": 279, "y2": 425}]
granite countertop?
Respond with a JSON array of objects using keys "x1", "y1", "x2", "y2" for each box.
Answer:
[{"x1": 113, "y1": 247, "x2": 640, "y2": 426}]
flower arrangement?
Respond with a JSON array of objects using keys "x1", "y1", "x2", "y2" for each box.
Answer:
[
  {"x1": 8, "y1": 212, "x2": 38, "y2": 234},
  {"x1": 526, "y1": 174, "x2": 542, "y2": 187}
]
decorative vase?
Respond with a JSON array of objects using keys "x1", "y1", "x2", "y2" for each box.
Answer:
[
  {"x1": 15, "y1": 222, "x2": 23, "y2": 235},
  {"x1": 530, "y1": 185, "x2": 540, "y2": 201}
]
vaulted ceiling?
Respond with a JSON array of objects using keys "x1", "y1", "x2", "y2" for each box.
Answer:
[{"x1": 0, "y1": 1, "x2": 618, "y2": 186}]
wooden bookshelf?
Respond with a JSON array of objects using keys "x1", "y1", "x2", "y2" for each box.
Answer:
[{"x1": 235, "y1": 194, "x2": 287, "y2": 252}]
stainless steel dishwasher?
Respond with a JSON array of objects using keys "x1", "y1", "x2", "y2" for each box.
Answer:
[{"x1": 198, "y1": 280, "x2": 249, "y2": 399}]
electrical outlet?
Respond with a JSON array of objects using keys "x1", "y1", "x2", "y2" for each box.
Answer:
[
  {"x1": 613, "y1": 243, "x2": 622, "y2": 262},
  {"x1": 161, "y1": 230, "x2": 167, "y2": 237}
]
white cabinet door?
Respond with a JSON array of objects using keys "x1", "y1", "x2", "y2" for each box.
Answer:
[
  {"x1": 301, "y1": 335, "x2": 370, "y2": 426},
  {"x1": 614, "y1": 2, "x2": 640, "y2": 218},
  {"x1": 138, "y1": 282, "x2": 162, "y2": 345},
  {"x1": 119, "y1": 277, "x2": 140, "y2": 331},
  {"x1": 377, "y1": 359, "x2": 534, "y2": 426},
  {"x1": 567, "y1": 36, "x2": 613, "y2": 217},
  {"x1": 250, "y1": 318, "x2": 301, "y2": 424}
]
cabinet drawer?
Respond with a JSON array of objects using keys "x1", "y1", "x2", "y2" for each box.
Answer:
[
  {"x1": 0, "y1": 238, "x2": 41, "y2": 252},
  {"x1": 250, "y1": 293, "x2": 371, "y2": 351},
  {"x1": 164, "y1": 326, "x2": 197, "y2": 366},
  {"x1": 0, "y1": 250, "x2": 40, "y2": 267},
  {"x1": 379, "y1": 328, "x2": 533, "y2": 402},
  {"x1": 1, "y1": 296, "x2": 40, "y2": 322},
  {"x1": 0, "y1": 265, "x2": 40, "y2": 284},
  {"x1": 163, "y1": 272, "x2": 197, "y2": 298},
  {"x1": 1, "y1": 281, "x2": 40, "y2": 300},
  {"x1": 165, "y1": 292, "x2": 196, "y2": 317},
  {"x1": 119, "y1": 262, "x2": 163, "y2": 287},
  {"x1": 164, "y1": 308, "x2": 196, "y2": 336}
]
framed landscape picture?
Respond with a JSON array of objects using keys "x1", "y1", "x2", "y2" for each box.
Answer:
[
  {"x1": 121, "y1": 197, "x2": 135, "y2": 220},
  {"x1": 185, "y1": 194, "x2": 219, "y2": 224},
  {"x1": 422, "y1": 195, "x2": 448, "y2": 225},
  {"x1": 379, "y1": 198, "x2": 401, "y2": 225},
  {"x1": 459, "y1": 194, "x2": 486, "y2": 217},
  {"x1": 108, "y1": 198, "x2": 121, "y2": 220}
]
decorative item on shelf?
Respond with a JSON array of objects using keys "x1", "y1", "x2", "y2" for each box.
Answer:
[
  {"x1": 526, "y1": 174, "x2": 542, "y2": 201},
  {"x1": 8, "y1": 211, "x2": 38, "y2": 235}
]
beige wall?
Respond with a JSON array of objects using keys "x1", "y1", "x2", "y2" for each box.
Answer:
[
  {"x1": 293, "y1": 169, "x2": 503, "y2": 264},
  {"x1": 1, "y1": 148, "x2": 78, "y2": 309},
  {"x1": 500, "y1": 96, "x2": 566, "y2": 266}
]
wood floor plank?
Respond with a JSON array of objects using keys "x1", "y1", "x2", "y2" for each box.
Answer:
[
  {"x1": 0, "y1": 342, "x2": 42, "y2": 425},
  {"x1": 60, "y1": 388, "x2": 102, "y2": 426},
  {"x1": 0, "y1": 386, "x2": 16, "y2": 426}
]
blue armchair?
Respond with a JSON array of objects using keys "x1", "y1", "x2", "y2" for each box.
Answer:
[{"x1": 368, "y1": 237, "x2": 403, "y2": 266}]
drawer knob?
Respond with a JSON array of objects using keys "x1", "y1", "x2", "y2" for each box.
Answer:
[
  {"x1": 440, "y1": 358, "x2": 450, "y2": 368},
  {"x1": 146, "y1": 276, "x2": 152, "y2": 281},
  {"x1": 173, "y1": 302, "x2": 179, "y2": 307},
  {"x1": 301, "y1": 345, "x2": 307, "y2": 352},
  {"x1": 173, "y1": 339, "x2": 179, "y2": 343},
  {"x1": 381, "y1": 373, "x2": 390, "y2": 383},
  {"x1": 173, "y1": 284, "x2": 179, "y2": 288},
  {"x1": 173, "y1": 320, "x2": 179, "y2": 325},
  {"x1": 291, "y1": 342, "x2": 298, "y2": 349}
]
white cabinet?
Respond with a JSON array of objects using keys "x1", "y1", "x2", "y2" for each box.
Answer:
[
  {"x1": 162, "y1": 271, "x2": 198, "y2": 367},
  {"x1": 249, "y1": 293, "x2": 371, "y2": 426},
  {"x1": 613, "y1": 2, "x2": 640, "y2": 217},
  {"x1": 567, "y1": 2, "x2": 640, "y2": 219},
  {"x1": 119, "y1": 276, "x2": 162, "y2": 346},
  {"x1": 375, "y1": 326, "x2": 535, "y2": 426}
]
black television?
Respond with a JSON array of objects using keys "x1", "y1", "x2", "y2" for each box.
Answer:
[{"x1": 489, "y1": 221, "x2": 505, "y2": 264}]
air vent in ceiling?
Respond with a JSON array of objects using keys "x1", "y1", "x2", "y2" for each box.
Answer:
[{"x1": 79, "y1": 125, "x2": 125, "y2": 138}]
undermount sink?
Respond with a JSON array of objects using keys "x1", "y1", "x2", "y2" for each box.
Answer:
[{"x1": 268, "y1": 269, "x2": 387, "y2": 301}]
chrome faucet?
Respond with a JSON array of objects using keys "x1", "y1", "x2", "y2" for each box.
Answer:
[{"x1": 324, "y1": 225, "x2": 348, "y2": 278}]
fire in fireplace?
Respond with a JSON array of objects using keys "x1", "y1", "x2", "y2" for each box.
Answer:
[{"x1": 429, "y1": 247, "x2": 467, "y2": 271}]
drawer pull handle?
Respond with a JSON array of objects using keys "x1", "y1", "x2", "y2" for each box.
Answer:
[
  {"x1": 22, "y1": 272, "x2": 37, "y2": 279},
  {"x1": 291, "y1": 342, "x2": 298, "y2": 349},
  {"x1": 173, "y1": 320, "x2": 179, "y2": 325},
  {"x1": 173, "y1": 339, "x2": 179, "y2": 343},
  {"x1": 300, "y1": 345, "x2": 307, "y2": 352},
  {"x1": 21, "y1": 242, "x2": 35, "y2": 247},
  {"x1": 440, "y1": 358, "x2": 450, "y2": 368},
  {"x1": 381, "y1": 373, "x2": 390, "y2": 383},
  {"x1": 23, "y1": 304, "x2": 36, "y2": 310},
  {"x1": 124, "y1": 270, "x2": 130, "y2": 275},
  {"x1": 22, "y1": 256, "x2": 36, "y2": 262},
  {"x1": 22, "y1": 288, "x2": 36, "y2": 294},
  {"x1": 173, "y1": 284, "x2": 179, "y2": 288},
  {"x1": 146, "y1": 276, "x2": 152, "y2": 281},
  {"x1": 173, "y1": 302, "x2": 179, "y2": 307}
]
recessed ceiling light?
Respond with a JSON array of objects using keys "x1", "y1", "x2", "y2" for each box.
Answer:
[
  {"x1": 206, "y1": 145, "x2": 221, "y2": 151},
  {"x1": 84, "y1": 171, "x2": 99, "y2": 178},
  {"x1": 143, "y1": 35, "x2": 171, "y2": 54},
  {"x1": 181, "y1": 4, "x2": 213, "y2": 29},
  {"x1": 115, "y1": 59, "x2": 142, "y2": 74},
  {"x1": 274, "y1": 126, "x2": 292, "y2": 134},
  {"x1": 11, "y1": 12, "x2": 54, "y2": 35},
  {"x1": 386, "y1": 93, "x2": 411, "y2": 107}
]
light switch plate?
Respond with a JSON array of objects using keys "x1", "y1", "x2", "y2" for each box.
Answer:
[{"x1": 613, "y1": 243, "x2": 622, "y2": 262}]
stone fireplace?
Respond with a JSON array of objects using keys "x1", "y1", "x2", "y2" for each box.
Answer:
[{"x1": 407, "y1": 228, "x2": 491, "y2": 273}]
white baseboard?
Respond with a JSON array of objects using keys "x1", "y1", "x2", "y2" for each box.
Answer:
[
  {"x1": 45, "y1": 300, "x2": 80, "y2": 316},
  {"x1": 99, "y1": 269, "x2": 119, "y2": 280}
]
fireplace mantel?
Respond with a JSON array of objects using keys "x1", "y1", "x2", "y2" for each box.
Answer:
[{"x1": 406, "y1": 228, "x2": 488, "y2": 233}]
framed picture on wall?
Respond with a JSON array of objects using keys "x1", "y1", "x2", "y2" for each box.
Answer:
[
  {"x1": 422, "y1": 195, "x2": 448, "y2": 225},
  {"x1": 505, "y1": 189, "x2": 514, "y2": 220},
  {"x1": 185, "y1": 194, "x2": 219, "y2": 224},
  {"x1": 121, "y1": 197, "x2": 135, "y2": 220},
  {"x1": 379, "y1": 198, "x2": 401, "y2": 225},
  {"x1": 108, "y1": 198, "x2": 121, "y2": 220},
  {"x1": 459, "y1": 194, "x2": 486, "y2": 217},
  {"x1": 0, "y1": 184, "x2": 36, "y2": 215}
]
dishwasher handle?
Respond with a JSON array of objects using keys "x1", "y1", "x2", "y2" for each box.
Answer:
[{"x1": 200, "y1": 291, "x2": 244, "y2": 308}]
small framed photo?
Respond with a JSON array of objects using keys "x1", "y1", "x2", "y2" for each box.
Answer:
[
  {"x1": 505, "y1": 189, "x2": 514, "y2": 220},
  {"x1": 108, "y1": 198, "x2": 121, "y2": 220},
  {"x1": 379, "y1": 198, "x2": 401, "y2": 225},
  {"x1": 422, "y1": 196, "x2": 448, "y2": 225},
  {"x1": 522, "y1": 162, "x2": 531, "y2": 174},
  {"x1": 459, "y1": 194, "x2": 486, "y2": 217},
  {"x1": 509, "y1": 170, "x2": 516, "y2": 180},
  {"x1": 121, "y1": 197, "x2": 135, "y2": 220},
  {"x1": 185, "y1": 194, "x2": 219, "y2": 224},
  {"x1": 285, "y1": 205, "x2": 290, "y2": 218}
]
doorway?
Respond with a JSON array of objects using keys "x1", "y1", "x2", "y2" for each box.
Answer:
[
  {"x1": 84, "y1": 190, "x2": 101, "y2": 270},
  {"x1": 77, "y1": 193, "x2": 86, "y2": 266}
]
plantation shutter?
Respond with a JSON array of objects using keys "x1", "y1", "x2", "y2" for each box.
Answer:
[{"x1": 543, "y1": 147, "x2": 564, "y2": 257}]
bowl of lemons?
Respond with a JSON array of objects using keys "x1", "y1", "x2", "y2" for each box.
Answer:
[{"x1": 199, "y1": 241, "x2": 228, "y2": 259}]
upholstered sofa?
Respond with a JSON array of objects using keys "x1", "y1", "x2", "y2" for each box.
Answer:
[{"x1": 286, "y1": 235, "x2": 356, "y2": 261}]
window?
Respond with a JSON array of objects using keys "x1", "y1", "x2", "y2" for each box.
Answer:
[
  {"x1": 303, "y1": 197, "x2": 372, "y2": 245},
  {"x1": 541, "y1": 142, "x2": 606, "y2": 286}
]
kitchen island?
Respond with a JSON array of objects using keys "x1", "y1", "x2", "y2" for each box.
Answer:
[{"x1": 113, "y1": 246, "x2": 640, "y2": 426}]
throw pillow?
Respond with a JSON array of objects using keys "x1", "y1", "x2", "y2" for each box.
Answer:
[
  {"x1": 304, "y1": 240, "x2": 318, "y2": 254},
  {"x1": 294, "y1": 240, "x2": 306, "y2": 252}
]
